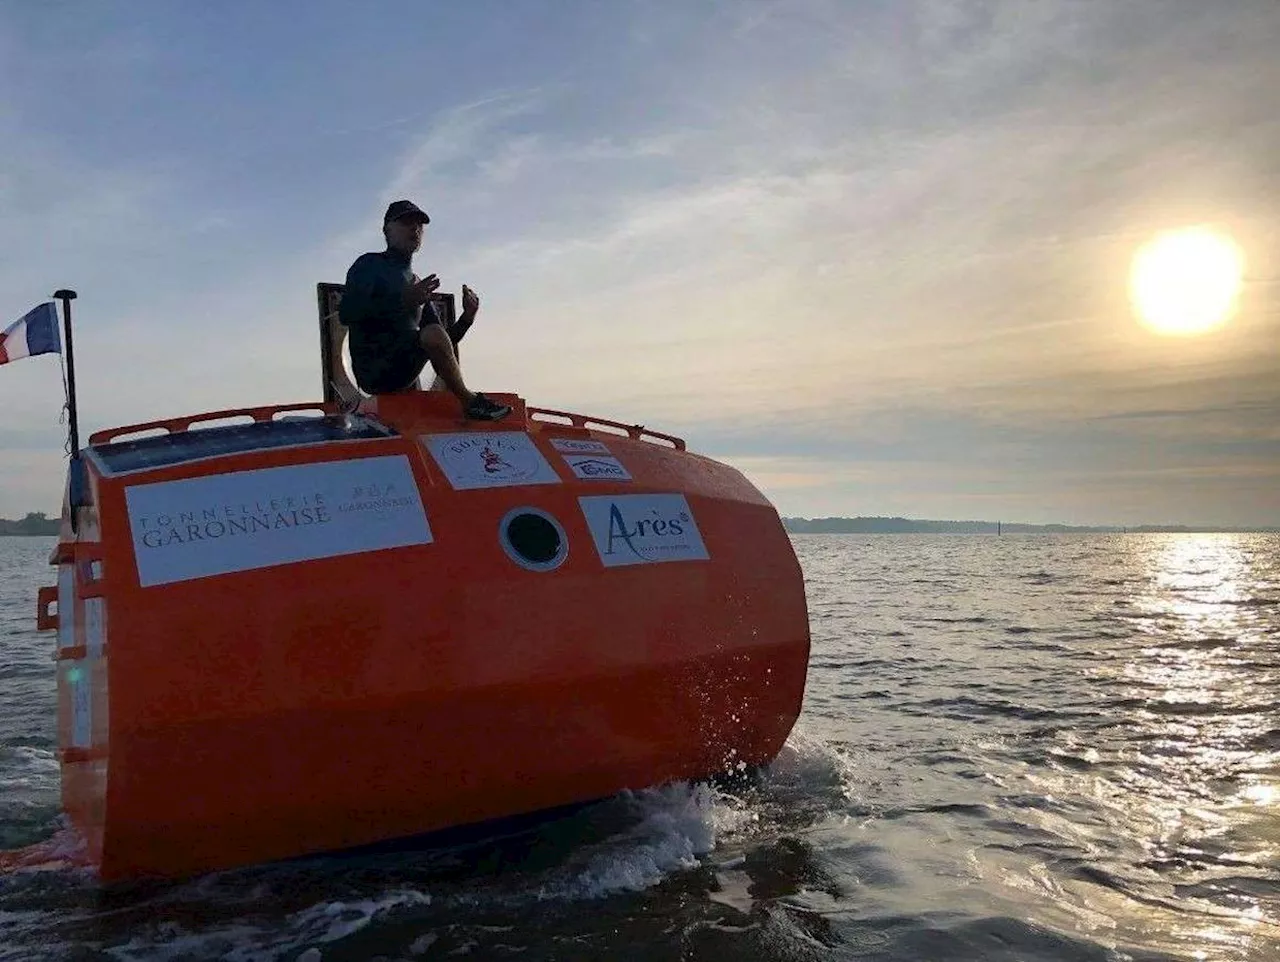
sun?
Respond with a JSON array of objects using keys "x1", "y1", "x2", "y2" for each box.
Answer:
[{"x1": 1128, "y1": 227, "x2": 1244, "y2": 336}]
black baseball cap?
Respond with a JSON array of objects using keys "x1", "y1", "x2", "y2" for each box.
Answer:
[{"x1": 383, "y1": 199, "x2": 430, "y2": 225}]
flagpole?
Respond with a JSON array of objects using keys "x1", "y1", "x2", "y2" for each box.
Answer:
[
  {"x1": 53, "y1": 289, "x2": 79, "y2": 456},
  {"x1": 52, "y1": 289, "x2": 87, "y2": 532}
]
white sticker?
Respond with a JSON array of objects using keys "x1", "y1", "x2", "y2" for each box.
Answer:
[
  {"x1": 550, "y1": 437, "x2": 611, "y2": 455},
  {"x1": 66, "y1": 663, "x2": 92, "y2": 749},
  {"x1": 125, "y1": 455, "x2": 433, "y2": 587},
  {"x1": 84, "y1": 598, "x2": 106, "y2": 656},
  {"x1": 56, "y1": 564, "x2": 76, "y2": 651},
  {"x1": 423, "y1": 432, "x2": 561, "y2": 490},
  {"x1": 562, "y1": 454, "x2": 632, "y2": 481},
  {"x1": 579, "y1": 494, "x2": 709, "y2": 567}
]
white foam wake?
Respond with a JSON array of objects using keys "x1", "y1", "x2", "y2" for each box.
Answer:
[{"x1": 102, "y1": 889, "x2": 433, "y2": 962}]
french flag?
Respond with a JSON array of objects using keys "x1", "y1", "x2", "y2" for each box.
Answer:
[{"x1": 0, "y1": 302, "x2": 61, "y2": 366}]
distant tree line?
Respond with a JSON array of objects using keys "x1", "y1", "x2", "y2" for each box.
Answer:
[
  {"x1": 2, "y1": 511, "x2": 1274, "y2": 537},
  {"x1": 781, "y1": 516, "x2": 1121, "y2": 533},
  {"x1": 0, "y1": 512, "x2": 60, "y2": 536},
  {"x1": 781, "y1": 516, "x2": 1278, "y2": 534}
]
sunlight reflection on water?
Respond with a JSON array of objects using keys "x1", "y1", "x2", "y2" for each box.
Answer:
[{"x1": 1091, "y1": 535, "x2": 1280, "y2": 959}]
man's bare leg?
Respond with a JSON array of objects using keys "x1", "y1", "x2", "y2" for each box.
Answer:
[
  {"x1": 418, "y1": 324, "x2": 472, "y2": 403},
  {"x1": 417, "y1": 323, "x2": 510, "y2": 420}
]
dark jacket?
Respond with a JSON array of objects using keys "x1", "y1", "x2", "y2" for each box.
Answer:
[
  {"x1": 339, "y1": 248, "x2": 471, "y2": 393},
  {"x1": 341, "y1": 249, "x2": 465, "y2": 388},
  {"x1": 340, "y1": 248, "x2": 425, "y2": 350}
]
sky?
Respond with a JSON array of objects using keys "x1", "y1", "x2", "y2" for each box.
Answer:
[{"x1": 1, "y1": 0, "x2": 1278, "y2": 527}]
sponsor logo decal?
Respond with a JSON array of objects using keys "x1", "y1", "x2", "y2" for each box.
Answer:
[
  {"x1": 550, "y1": 437, "x2": 611, "y2": 455},
  {"x1": 124, "y1": 455, "x2": 432, "y2": 586},
  {"x1": 579, "y1": 494, "x2": 709, "y2": 567},
  {"x1": 423, "y1": 432, "x2": 561, "y2": 490},
  {"x1": 562, "y1": 454, "x2": 631, "y2": 481}
]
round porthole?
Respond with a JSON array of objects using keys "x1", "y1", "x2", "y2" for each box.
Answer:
[{"x1": 499, "y1": 507, "x2": 568, "y2": 572}]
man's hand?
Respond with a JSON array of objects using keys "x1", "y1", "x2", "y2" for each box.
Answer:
[
  {"x1": 461, "y1": 284, "x2": 480, "y2": 319},
  {"x1": 451, "y1": 284, "x2": 480, "y2": 349},
  {"x1": 405, "y1": 273, "x2": 441, "y2": 307}
]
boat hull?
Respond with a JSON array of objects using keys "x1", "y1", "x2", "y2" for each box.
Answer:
[{"x1": 42, "y1": 392, "x2": 811, "y2": 880}]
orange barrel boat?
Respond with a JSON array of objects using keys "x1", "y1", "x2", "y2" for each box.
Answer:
[{"x1": 33, "y1": 288, "x2": 811, "y2": 882}]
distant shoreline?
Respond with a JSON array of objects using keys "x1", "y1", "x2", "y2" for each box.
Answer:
[
  {"x1": 3, "y1": 515, "x2": 1277, "y2": 538},
  {"x1": 783, "y1": 517, "x2": 1279, "y2": 535},
  {"x1": 0, "y1": 515, "x2": 60, "y2": 537}
]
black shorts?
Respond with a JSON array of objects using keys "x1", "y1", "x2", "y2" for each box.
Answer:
[{"x1": 352, "y1": 330, "x2": 431, "y2": 394}]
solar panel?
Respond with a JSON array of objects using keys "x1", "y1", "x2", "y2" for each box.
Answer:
[{"x1": 90, "y1": 415, "x2": 397, "y2": 474}]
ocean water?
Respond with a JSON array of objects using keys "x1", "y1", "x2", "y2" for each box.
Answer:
[{"x1": 0, "y1": 532, "x2": 1278, "y2": 961}]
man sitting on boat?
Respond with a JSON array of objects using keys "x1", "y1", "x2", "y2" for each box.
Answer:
[{"x1": 332, "y1": 199, "x2": 511, "y2": 421}]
